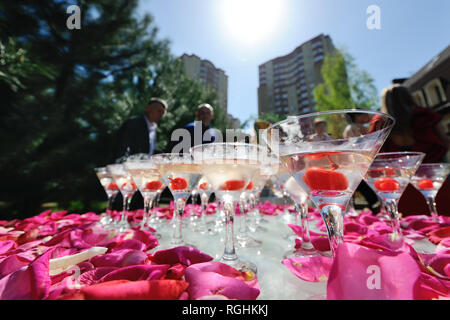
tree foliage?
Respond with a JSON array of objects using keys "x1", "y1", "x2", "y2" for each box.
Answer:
[
  {"x1": 313, "y1": 47, "x2": 379, "y2": 137},
  {"x1": 0, "y1": 0, "x2": 226, "y2": 219}
]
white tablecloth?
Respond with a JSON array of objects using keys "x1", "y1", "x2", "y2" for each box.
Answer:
[{"x1": 153, "y1": 212, "x2": 437, "y2": 300}]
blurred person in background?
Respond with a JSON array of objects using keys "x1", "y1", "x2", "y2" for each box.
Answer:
[
  {"x1": 370, "y1": 84, "x2": 449, "y2": 216},
  {"x1": 167, "y1": 103, "x2": 216, "y2": 152},
  {"x1": 113, "y1": 98, "x2": 168, "y2": 161},
  {"x1": 111, "y1": 98, "x2": 168, "y2": 211},
  {"x1": 308, "y1": 118, "x2": 333, "y2": 141}
]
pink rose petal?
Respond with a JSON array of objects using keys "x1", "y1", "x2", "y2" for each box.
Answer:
[
  {"x1": 0, "y1": 240, "x2": 17, "y2": 255},
  {"x1": 98, "y1": 264, "x2": 170, "y2": 283},
  {"x1": 0, "y1": 248, "x2": 54, "y2": 300},
  {"x1": 185, "y1": 262, "x2": 260, "y2": 300},
  {"x1": 150, "y1": 246, "x2": 213, "y2": 266},
  {"x1": 89, "y1": 249, "x2": 148, "y2": 268},
  {"x1": 78, "y1": 267, "x2": 118, "y2": 286},
  {"x1": 327, "y1": 243, "x2": 422, "y2": 300},
  {"x1": 282, "y1": 256, "x2": 332, "y2": 282}
]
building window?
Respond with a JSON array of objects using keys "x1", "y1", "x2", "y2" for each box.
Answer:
[
  {"x1": 412, "y1": 90, "x2": 426, "y2": 107},
  {"x1": 435, "y1": 86, "x2": 444, "y2": 104},
  {"x1": 314, "y1": 55, "x2": 324, "y2": 62},
  {"x1": 424, "y1": 78, "x2": 447, "y2": 107}
]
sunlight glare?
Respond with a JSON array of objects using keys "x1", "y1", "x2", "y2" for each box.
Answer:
[{"x1": 220, "y1": 0, "x2": 286, "y2": 47}]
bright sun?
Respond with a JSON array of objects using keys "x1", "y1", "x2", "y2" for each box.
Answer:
[{"x1": 219, "y1": 0, "x2": 286, "y2": 47}]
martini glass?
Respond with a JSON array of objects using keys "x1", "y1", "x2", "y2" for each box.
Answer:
[
  {"x1": 263, "y1": 110, "x2": 395, "y2": 257},
  {"x1": 365, "y1": 152, "x2": 425, "y2": 242},
  {"x1": 247, "y1": 154, "x2": 279, "y2": 227},
  {"x1": 106, "y1": 163, "x2": 138, "y2": 233},
  {"x1": 151, "y1": 185, "x2": 166, "y2": 225},
  {"x1": 191, "y1": 143, "x2": 265, "y2": 273},
  {"x1": 246, "y1": 154, "x2": 281, "y2": 235},
  {"x1": 236, "y1": 184, "x2": 263, "y2": 248},
  {"x1": 283, "y1": 176, "x2": 324, "y2": 258},
  {"x1": 411, "y1": 163, "x2": 449, "y2": 222},
  {"x1": 246, "y1": 181, "x2": 267, "y2": 225},
  {"x1": 191, "y1": 177, "x2": 217, "y2": 235},
  {"x1": 187, "y1": 188, "x2": 200, "y2": 227},
  {"x1": 94, "y1": 167, "x2": 119, "y2": 229},
  {"x1": 124, "y1": 154, "x2": 165, "y2": 237},
  {"x1": 242, "y1": 180, "x2": 268, "y2": 233},
  {"x1": 274, "y1": 166, "x2": 294, "y2": 223},
  {"x1": 212, "y1": 199, "x2": 226, "y2": 233},
  {"x1": 152, "y1": 153, "x2": 202, "y2": 249}
]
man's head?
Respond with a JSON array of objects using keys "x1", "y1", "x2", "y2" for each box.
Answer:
[
  {"x1": 314, "y1": 118, "x2": 327, "y2": 135},
  {"x1": 145, "y1": 98, "x2": 168, "y2": 123},
  {"x1": 195, "y1": 103, "x2": 214, "y2": 126}
]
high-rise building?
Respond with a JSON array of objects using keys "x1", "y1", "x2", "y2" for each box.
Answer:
[
  {"x1": 180, "y1": 53, "x2": 228, "y2": 113},
  {"x1": 258, "y1": 34, "x2": 335, "y2": 117}
]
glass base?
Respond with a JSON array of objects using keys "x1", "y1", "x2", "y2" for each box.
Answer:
[
  {"x1": 236, "y1": 235, "x2": 262, "y2": 248},
  {"x1": 279, "y1": 210, "x2": 295, "y2": 224},
  {"x1": 346, "y1": 208, "x2": 359, "y2": 217},
  {"x1": 282, "y1": 233, "x2": 298, "y2": 242},
  {"x1": 101, "y1": 222, "x2": 117, "y2": 230},
  {"x1": 219, "y1": 257, "x2": 257, "y2": 274},
  {"x1": 254, "y1": 215, "x2": 269, "y2": 224},
  {"x1": 191, "y1": 221, "x2": 218, "y2": 235},
  {"x1": 98, "y1": 214, "x2": 113, "y2": 226},
  {"x1": 247, "y1": 223, "x2": 268, "y2": 233},
  {"x1": 283, "y1": 246, "x2": 328, "y2": 259},
  {"x1": 115, "y1": 221, "x2": 131, "y2": 233}
]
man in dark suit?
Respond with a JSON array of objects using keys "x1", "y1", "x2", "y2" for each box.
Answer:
[
  {"x1": 112, "y1": 98, "x2": 168, "y2": 161},
  {"x1": 167, "y1": 103, "x2": 216, "y2": 153}
]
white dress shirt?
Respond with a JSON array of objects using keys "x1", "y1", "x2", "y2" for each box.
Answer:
[{"x1": 144, "y1": 116, "x2": 157, "y2": 155}]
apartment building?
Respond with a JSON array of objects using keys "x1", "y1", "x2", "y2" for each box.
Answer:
[
  {"x1": 258, "y1": 34, "x2": 335, "y2": 117},
  {"x1": 180, "y1": 53, "x2": 228, "y2": 113}
]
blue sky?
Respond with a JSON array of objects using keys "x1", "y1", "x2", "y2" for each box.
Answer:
[{"x1": 138, "y1": 0, "x2": 449, "y2": 126}]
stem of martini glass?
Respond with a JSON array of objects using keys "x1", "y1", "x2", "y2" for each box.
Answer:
[
  {"x1": 425, "y1": 196, "x2": 440, "y2": 222},
  {"x1": 171, "y1": 197, "x2": 186, "y2": 246},
  {"x1": 141, "y1": 196, "x2": 154, "y2": 230},
  {"x1": 249, "y1": 193, "x2": 256, "y2": 217},
  {"x1": 222, "y1": 199, "x2": 238, "y2": 262},
  {"x1": 214, "y1": 200, "x2": 225, "y2": 231},
  {"x1": 283, "y1": 190, "x2": 290, "y2": 215},
  {"x1": 238, "y1": 197, "x2": 249, "y2": 240},
  {"x1": 189, "y1": 189, "x2": 198, "y2": 225},
  {"x1": 250, "y1": 192, "x2": 265, "y2": 224},
  {"x1": 298, "y1": 202, "x2": 313, "y2": 249},
  {"x1": 384, "y1": 198, "x2": 403, "y2": 241},
  {"x1": 198, "y1": 192, "x2": 209, "y2": 232},
  {"x1": 122, "y1": 194, "x2": 130, "y2": 223},
  {"x1": 104, "y1": 193, "x2": 116, "y2": 227},
  {"x1": 320, "y1": 204, "x2": 344, "y2": 257},
  {"x1": 292, "y1": 203, "x2": 300, "y2": 225}
]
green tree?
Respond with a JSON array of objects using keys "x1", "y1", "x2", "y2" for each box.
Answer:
[
  {"x1": 313, "y1": 48, "x2": 379, "y2": 137},
  {"x1": 343, "y1": 50, "x2": 380, "y2": 111},
  {"x1": 0, "y1": 0, "x2": 226, "y2": 219}
]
